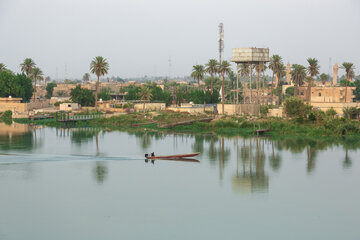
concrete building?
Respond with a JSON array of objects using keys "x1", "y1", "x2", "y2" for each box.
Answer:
[
  {"x1": 59, "y1": 103, "x2": 80, "y2": 111},
  {"x1": 298, "y1": 85, "x2": 356, "y2": 103}
]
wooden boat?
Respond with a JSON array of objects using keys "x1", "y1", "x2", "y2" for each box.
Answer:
[
  {"x1": 145, "y1": 152, "x2": 200, "y2": 159},
  {"x1": 146, "y1": 158, "x2": 200, "y2": 163}
]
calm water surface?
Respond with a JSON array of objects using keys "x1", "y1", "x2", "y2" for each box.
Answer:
[{"x1": 0, "y1": 123, "x2": 359, "y2": 240}]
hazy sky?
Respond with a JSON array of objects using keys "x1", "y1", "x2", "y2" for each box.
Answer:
[{"x1": 0, "y1": 0, "x2": 359, "y2": 80}]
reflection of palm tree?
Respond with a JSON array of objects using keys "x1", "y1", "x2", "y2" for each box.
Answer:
[
  {"x1": 269, "y1": 141, "x2": 281, "y2": 171},
  {"x1": 207, "y1": 136, "x2": 218, "y2": 165},
  {"x1": 192, "y1": 135, "x2": 204, "y2": 153},
  {"x1": 343, "y1": 148, "x2": 352, "y2": 168},
  {"x1": 95, "y1": 132, "x2": 100, "y2": 156},
  {"x1": 306, "y1": 146, "x2": 317, "y2": 173},
  {"x1": 94, "y1": 161, "x2": 107, "y2": 184},
  {"x1": 141, "y1": 132, "x2": 151, "y2": 150}
]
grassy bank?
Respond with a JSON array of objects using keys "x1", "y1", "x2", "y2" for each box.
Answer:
[{"x1": 13, "y1": 112, "x2": 360, "y2": 139}]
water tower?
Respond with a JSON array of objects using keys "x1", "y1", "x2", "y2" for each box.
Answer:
[{"x1": 231, "y1": 48, "x2": 270, "y2": 104}]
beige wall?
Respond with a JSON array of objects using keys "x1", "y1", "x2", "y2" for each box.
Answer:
[
  {"x1": 268, "y1": 108, "x2": 284, "y2": 117},
  {"x1": 134, "y1": 103, "x2": 166, "y2": 112},
  {"x1": 217, "y1": 104, "x2": 260, "y2": 115},
  {"x1": 310, "y1": 102, "x2": 360, "y2": 115},
  {"x1": 167, "y1": 106, "x2": 214, "y2": 114},
  {"x1": 0, "y1": 100, "x2": 50, "y2": 113}
]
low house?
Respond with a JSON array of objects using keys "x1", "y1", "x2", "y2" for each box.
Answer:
[{"x1": 59, "y1": 103, "x2": 80, "y2": 111}]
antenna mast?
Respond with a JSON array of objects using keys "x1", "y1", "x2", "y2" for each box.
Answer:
[
  {"x1": 218, "y1": 23, "x2": 224, "y2": 64},
  {"x1": 168, "y1": 57, "x2": 172, "y2": 80}
]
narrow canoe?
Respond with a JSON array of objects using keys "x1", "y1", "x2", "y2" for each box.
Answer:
[{"x1": 146, "y1": 152, "x2": 200, "y2": 159}]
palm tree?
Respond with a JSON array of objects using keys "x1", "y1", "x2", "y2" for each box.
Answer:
[
  {"x1": 269, "y1": 55, "x2": 283, "y2": 102},
  {"x1": 239, "y1": 63, "x2": 250, "y2": 103},
  {"x1": 190, "y1": 65, "x2": 205, "y2": 87},
  {"x1": 205, "y1": 59, "x2": 218, "y2": 95},
  {"x1": 90, "y1": 56, "x2": 109, "y2": 107},
  {"x1": 291, "y1": 64, "x2": 307, "y2": 97},
  {"x1": 341, "y1": 62, "x2": 355, "y2": 103},
  {"x1": 306, "y1": 58, "x2": 320, "y2": 102},
  {"x1": 218, "y1": 60, "x2": 232, "y2": 114},
  {"x1": 30, "y1": 67, "x2": 44, "y2": 101},
  {"x1": 320, "y1": 73, "x2": 328, "y2": 85},
  {"x1": 83, "y1": 73, "x2": 90, "y2": 82},
  {"x1": 138, "y1": 86, "x2": 152, "y2": 112},
  {"x1": 0, "y1": 63, "x2": 6, "y2": 73},
  {"x1": 20, "y1": 58, "x2": 36, "y2": 77}
]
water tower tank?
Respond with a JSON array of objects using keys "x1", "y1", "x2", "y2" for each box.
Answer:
[{"x1": 231, "y1": 48, "x2": 270, "y2": 63}]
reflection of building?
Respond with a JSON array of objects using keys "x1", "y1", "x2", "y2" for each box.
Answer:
[
  {"x1": 232, "y1": 138, "x2": 269, "y2": 194},
  {"x1": 232, "y1": 174, "x2": 269, "y2": 194},
  {"x1": 0, "y1": 122, "x2": 34, "y2": 137}
]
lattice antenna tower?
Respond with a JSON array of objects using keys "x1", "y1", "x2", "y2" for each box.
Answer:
[{"x1": 218, "y1": 23, "x2": 224, "y2": 64}]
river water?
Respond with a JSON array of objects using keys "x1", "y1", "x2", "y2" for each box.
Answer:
[{"x1": 0, "y1": 123, "x2": 359, "y2": 240}]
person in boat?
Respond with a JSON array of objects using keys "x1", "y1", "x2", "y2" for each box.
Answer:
[{"x1": 151, "y1": 152, "x2": 155, "y2": 157}]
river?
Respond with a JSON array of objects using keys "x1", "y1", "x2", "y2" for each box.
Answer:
[{"x1": 0, "y1": 123, "x2": 359, "y2": 240}]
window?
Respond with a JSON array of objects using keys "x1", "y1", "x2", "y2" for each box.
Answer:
[{"x1": 318, "y1": 93, "x2": 321, "y2": 97}]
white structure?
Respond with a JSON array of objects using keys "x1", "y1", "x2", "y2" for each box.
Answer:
[{"x1": 59, "y1": 103, "x2": 80, "y2": 111}]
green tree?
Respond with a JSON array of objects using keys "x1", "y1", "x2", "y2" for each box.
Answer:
[
  {"x1": 269, "y1": 55, "x2": 283, "y2": 101},
  {"x1": 341, "y1": 62, "x2": 355, "y2": 102},
  {"x1": 218, "y1": 60, "x2": 232, "y2": 114},
  {"x1": 291, "y1": 64, "x2": 307, "y2": 97},
  {"x1": 0, "y1": 63, "x2": 6, "y2": 73},
  {"x1": 284, "y1": 97, "x2": 308, "y2": 118},
  {"x1": 190, "y1": 65, "x2": 205, "y2": 87},
  {"x1": 98, "y1": 87, "x2": 111, "y2": 101},
  {"x1": 70, "y1": 85, "x2": 95, "y2": 106},
  {"x1": 150, "y1": 86, "x2": 172, "y2": 105},
  {"x1": 285, "y1": 86, "x2": 294, "y2": 98},
  {"x1": 45, "y1": 82, "x2": 57, "y2": 99},
  {"x1": 320, "y1": 73, "x2": 328, "y2": 85},
  {"x1": 90, "y1": 56, "x2": 109, "y2": 107},
  {"x1": 354, "y1": 79, "x2": 360, "y2": 101},
  {"x1": 124, "y1": 85, "x2": 141, "y2": 100},
  {"x1": 138, "y1": 86, "x2": 152, "y2": 112},
  {"x1": 20, "y1": 58, "x2": 36, "y2": 77},
  {"x1": 30, "y1": 67, "x2": 43, "y2": 101},
  {"x1": 343, "y1": 107, "x2": 359, "y2": 119},
  {"x1": 83, "y1": 73, "x2": 90, "y2": 82},
  {"x1": 306, "y1": 58, "x2": 320, "y2": 102},
  {"x1": 205, "y1": 59, "x2": 218, "y2": 95},
  {"x1": 0, "y1": 72, "x2": 33, "y2": 102}
]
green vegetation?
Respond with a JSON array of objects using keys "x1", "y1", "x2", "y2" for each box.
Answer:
[
  {"x1": 70, "y1": 85, "x2": 95, "y2": 106},
  {"x1": 15, "y1": 109, "x2": 360, "y2": 139},
  {"x1": 46, "y1": 82, "x2": 57, "y2": 99},
  {"x1": 0, "y1": 110, "x2": 12, "y2": 124},
  {"x1": 98, "y1": 87, "x2": 111, "y2": 101},
  {"x1": 0, "y1": 71, "x2": 34, "y2": 102}
]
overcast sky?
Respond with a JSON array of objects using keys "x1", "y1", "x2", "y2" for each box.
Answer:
[{"x1": 0, "y1": 0, "x2": 359, "y2": 80}]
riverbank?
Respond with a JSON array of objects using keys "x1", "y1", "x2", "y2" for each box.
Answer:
[{"x1": 13, "y1": 111, "x2": 360, "y2": 139}]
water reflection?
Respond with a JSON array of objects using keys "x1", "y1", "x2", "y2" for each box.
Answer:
[
  {"x1": 232, "y1": 138, "x2": 269, "y2": 194},
  {"x1": 0, "y1": 124, "x2": 359, "y2": 189},
  {"x1": 0, "y1": 122, "x2": 36, "y2": 151}
]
